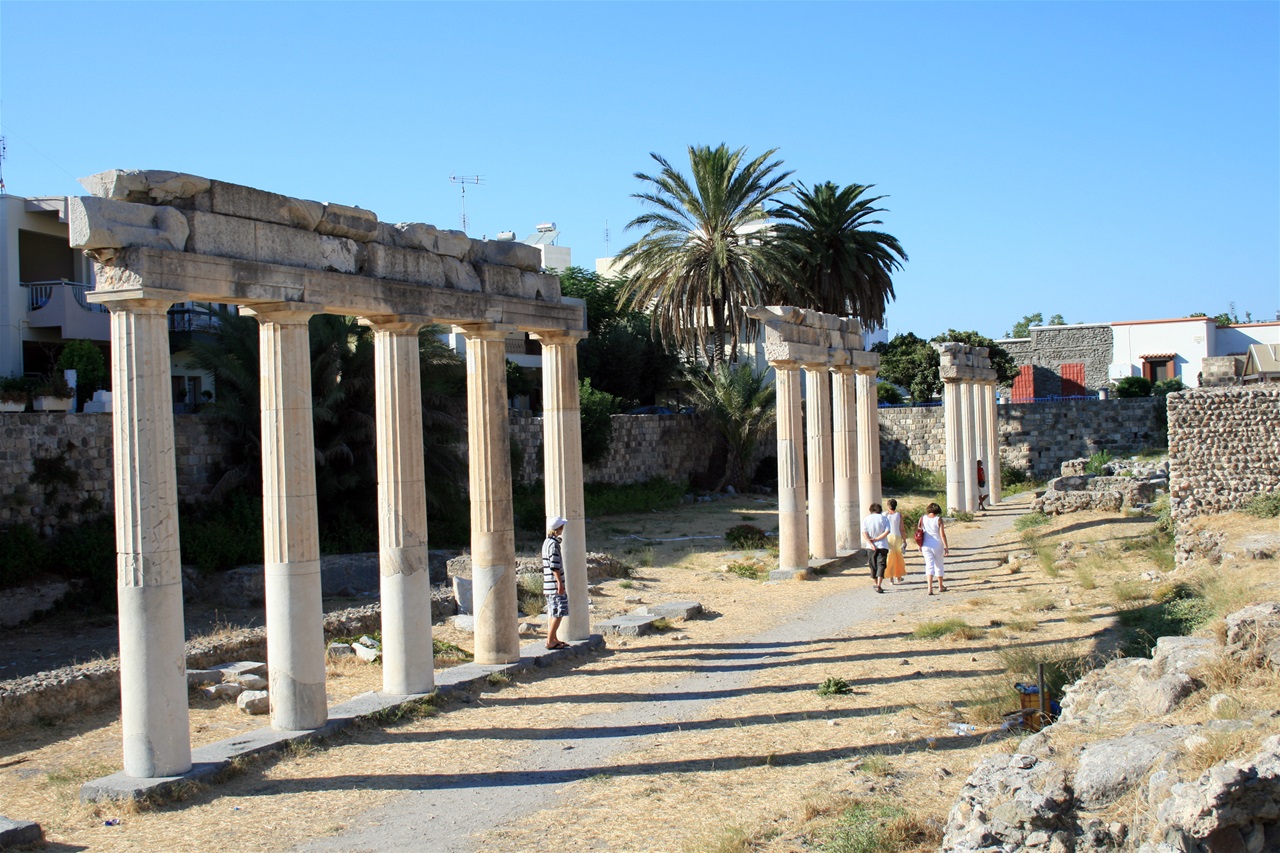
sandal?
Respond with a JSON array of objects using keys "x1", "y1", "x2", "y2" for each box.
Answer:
[{"x1": 546, "y1": 641, "x2": 569, "y2": 650}]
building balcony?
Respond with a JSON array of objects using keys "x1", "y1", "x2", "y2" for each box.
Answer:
[{"x1": 23, "y1": 280, "x2": 110, "y2": 341}]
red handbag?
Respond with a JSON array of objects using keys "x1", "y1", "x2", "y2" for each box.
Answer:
[{"x1": 914, "y1": 520, "x2": 925, "y2": 547}]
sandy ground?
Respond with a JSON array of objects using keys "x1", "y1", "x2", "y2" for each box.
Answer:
[{"x1": 3, "y1": 490, "x2": 1267, "y2": 852}]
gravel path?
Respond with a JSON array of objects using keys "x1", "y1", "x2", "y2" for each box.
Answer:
[{"x1": 298, "y1": 500, "x2": 1026, "y2": 852}]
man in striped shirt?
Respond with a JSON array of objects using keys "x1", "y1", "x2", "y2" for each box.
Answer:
[{"x1": 542, "y1": 516, "x2": 569, "y2": 649}]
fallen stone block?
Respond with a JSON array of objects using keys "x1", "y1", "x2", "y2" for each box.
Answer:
[
  {"x1": 237, "y1": 690, "x2": 270, "y2": 715},
  {"x1": 0, "y1": 816, "x2": 43, "y2": 848},
  {"x1": 236, "y1": 674, "x2": 268, "y2": 691},
  {"x1": 353, "y1": 643, "x2": 381, "y2": 663},
  {"x1": 633, "y1": 601, "x2": 703, "y2": 621},
  {"x1": 213, "y1": 661, "x2": 268, "y2": 678},
  {"x1": 450, "y1": 614, "x2": 475, "y2": 631},
  {"x1": 453, "y1": 576, "x2": 473, "y2": 614},
  {"x1": 203, "y1": 682, "x2": 243, "y2": 700},
  {"x1": 327, "y1": 642, "x2": 355, "y2": 659},
  {"x1": 596, "y1": 615, "x2": 658, "y2": 637},
  {"x1": 186, "y1": 668, "x2": 224, "y2": 687}
]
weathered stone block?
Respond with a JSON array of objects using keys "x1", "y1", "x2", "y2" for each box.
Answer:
[
  {"x1": 184, "y1": 210, "x2": 258, "y2": 261},
  {"x1": 79, "y1": 169, "x2": 210, "y2": 204},
  {"x1": 522, "y1": 271, "x2": 561, "y2": 301},
  {"x1": 317, "y1": 203, "x2": 379, "y2": 241},
  {"x1": 442, "y1": 257, "x2": 483, "y2": 292},
  {"x1": 68, "y1": 196, "x2": 190, "y2": 252},
  {"x1": 470, "y1": 239, "x2": 541, "y2": 271},
  {"x1": 237, "y1": 690, "x2": 270, "y2": 714},
  {"x1": 364, "y1": 242, "x2": 446, "y2": 287},
  {"x1": 208, "y1": 181, "x2": 323, "y2": 230},
  {"x1": 255, "y1": 220, "x2": 363, "y2": 274},
  {"x1": 475, "y1": 263, "x2": 528, "y2": 297}
]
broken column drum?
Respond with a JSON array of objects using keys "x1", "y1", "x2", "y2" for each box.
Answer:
[{"x1": 73, "y1": 168, "x2": 587, "y2": 780}]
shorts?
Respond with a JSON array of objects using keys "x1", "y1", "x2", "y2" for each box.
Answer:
[
  {"x1": 868, "y1": 548, "x2": 888, "y2": 580},
  {"x1": 546, "y1": 593, "x2": 569, "y2": 619}
]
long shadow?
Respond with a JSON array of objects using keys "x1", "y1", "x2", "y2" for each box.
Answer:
[{"x1": 1034, "y1": 516, "x2": 1156, "y2": 540}]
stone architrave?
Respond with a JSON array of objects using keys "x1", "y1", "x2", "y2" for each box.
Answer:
[
  {"x1": 831, "y1": 367, "x2": 860, "y2": 552},
  {"x1": 773, "y1": 362, "x2": 809, "y2": 572},
  {"x1": 935, "y1": 343, "x2": 999, "y2": 515},
  {"x1": 460, "y1": 324, "x2": 520, "y2": 665},
  {"x1": 804, "y1": 365, "x2": 836, "y2": 560},
  {"x1": 532, "y1": 330, "x2": 590, "y2": 642},
  {"x1": 856, "y1": 367, "x2": 882, "y2": 512},
  {"x1": 364, "y1": 317, "x2": 433, "y2": 696},
  {"x1": 246, "y1": 302, "x2": 328, "y2": 732},
  {"x1": 90, "y1": 290, "x2": 192, "y2": 779},
  {"x1": 984, "y1": 381, "x2": 1002, "y2": 505},
  {"x1": 942, "y1": 378, "x2": 965, "y2": 514}
]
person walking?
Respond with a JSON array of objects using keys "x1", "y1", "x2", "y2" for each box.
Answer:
[
  {"x1": 884, "y1": 498, "x2": 907, "y2": 585},
  {"x1": 861, "y1": 503, "x2": 890, "y2": 593},
  {"x1": 542, "y1": 516, "x2": 570, "y2": 649},
  {"x1": 915, "y1": 502, "x2": 950, "y2": 594}
]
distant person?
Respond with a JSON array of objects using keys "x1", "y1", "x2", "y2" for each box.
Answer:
[
  {"x1": 976, "y1": 460, "x2": 989, "y2": 510},
  {"x1": 862, "y1": 503, "x2": 890, "y2": 593},
  {"x1": 884, "y1": 498, "x2": 907, "y2": 585},
  {"x1": 915, "y1": 502, "x2": 950, "y2": 594},
  {"x1": 542, "y1": 516, "x2": 569, "y2": 649}
]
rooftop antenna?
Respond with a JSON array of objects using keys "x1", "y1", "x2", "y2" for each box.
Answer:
[
  {"x1": 449, "y1": 174, "x2": 483, "y2": 233},
  {"x1": 604, "y1": 219, "x2": 610, "y2": 256},
  {"x1": 0, "y1": 137, "x2": 7, "y2": 194}
]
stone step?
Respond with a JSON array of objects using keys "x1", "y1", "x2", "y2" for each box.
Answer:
[{"x1": 596, "y1": 614, "x2": 659, "y2": 637}]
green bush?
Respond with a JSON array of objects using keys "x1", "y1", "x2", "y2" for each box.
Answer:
[
  {"x1": 579, "y1": 378, "x2": 621, "y2": 466},
  {"x1": 817, "y1": 676, "x2": 853, "y2": 696},
  {"x1": 1152, "y1": 377, "x2": 1185, "y2": 397},
  {"x1": 1115, "y1": 376, "x2": 1153, "y2": 398},
  {"x1": 876, "y1": 381, "x2": 903, "y2": 405},
  {"x1": 1084, "y1": 450, "x2": 1113, "y2": 475},
  {"x1": 880, "y1": 461, "x2": 944, "y2": 493},
  {"x1": 725, "y1": 523, "x2": 770, "y2": 549},
  {"x1": 1242, "y1": 492, "x2": 1280, "y2": 519},
  {"x1": 1117, "y1": 584, "x2": 1214, "y2": 658}
]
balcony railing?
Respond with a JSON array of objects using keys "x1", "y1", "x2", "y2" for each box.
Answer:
[
  {"x1": 22, "y1": 280, "x2": 109, "y2": 314},
  {"x1": 168, "y1": 306, "x2": 221, "y2": 333}
]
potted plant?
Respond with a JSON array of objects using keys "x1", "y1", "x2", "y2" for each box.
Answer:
[
  {"x1": 0, "y1": 375, "x2": 29, "y2": 413},
  {"x1": 32, "y1": 372, "x2": 74, "y2": 412}
]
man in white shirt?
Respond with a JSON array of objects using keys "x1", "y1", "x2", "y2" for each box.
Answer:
[{"x1": 861, "y1": 503, "x2": 890, "y2": 593}]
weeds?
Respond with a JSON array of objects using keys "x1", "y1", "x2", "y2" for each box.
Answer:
[
  {"x1": 1084, "y1": 450, "x2": 1113, "y2": 475},
  {"x1": 1242, "y1": 492, "x2": 1280, "y2": 518},
  {"x1": 913, "y1": 618, "x2": 981, "y2": 640},
  {"x1": 485, "y1": 672, "x2": 511, "y2": 687},
  {"x1": 881, "y1": 461, "x2": 944, "y2": 493},
  {"x1": 1111, "y1": 580, "x2": 1149, "y2": 604},
  {"x1": 618, "y1": 579, "x2": 636, "y2": 590},
  {"x1": 685, "y1": 825, "x2": 752, "y2": 853},
  {"x1": 725, "y1": 523, "x2": 772, "y2": 549},
  {"x1": 1022, "y1": 594, "x2": 1057, "y2": 612},
  {"x1": 817, "y1": 676, "x2": 853, "y2": 696},
  {"x1": 727, "y1": 560, "x2": 766, "y2": 580},
  {"x1": 817, "y1": 800, "x2": 909, "y2": 853},
  {"x1": 1014, "y1": 511, "x2": 1052, "y2": 531},
  {"x1": 1075, "y1": 565, "x2": 1098, "y2": 590},
  {"x1": 433, "y1": 639, "x2": 472, "y2": 662}
]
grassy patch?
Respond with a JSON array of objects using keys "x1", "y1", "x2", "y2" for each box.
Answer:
[
  {"x1": 727, "y1": 559, "x2": 767, "y2": 580},
  {"x1": 1065, "y1": 613, "x2": 1092, "y2": 624},
  {"x1": 912, "y1": 618, "x2": 982, "y2": 640},
  {"x1": 618, "y1": 579, "x2": 636, "y2": 589},
  {"x1": 1022, "y1": 594, "x2": 1057, "y2": 612},
  {"x1": 485, "y1": 672, "x2": 511, "y2": 687},
  {"x1": 725, "y1": 523, "x2": 772, "y2": 549},
  {"x1": 1014, "y1": 511, "x2": 1052, "y2": 531},
  {"x1": 1242, "y1": 492, "x2": 1280, "y2": 518},
  {"x1": 433, "y1": 639, "x2": 472, "y2": 662},
  {"x1": 1002, "y1": 617, "x2": 1039, "y2": 632},
  {"x1": 1111, "y1": 580, "x2": 1149, "y2": 604},
  {"x1": 685, "y1": 825, "x2": 753, "y2": 853},
  {"x1": 1074, "y1": 565, "x2": 1098, "y2": 590},
  {"x1": 1116, "y1": 574, "x2": 1246, "y2": 658},
  {"x1": 817, "y1": 800, "x2": 908, "y2": 853},
  {"x1": 881, "y1": 461, "x2": 944, "y2": 493},
  {"x1": 817, "y1": 676, "x2": 853, "y2": 696}
]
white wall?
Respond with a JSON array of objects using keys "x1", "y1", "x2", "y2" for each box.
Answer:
[
  {"x1": 1215, "y1": 322, "x2": 1280, "y2": 356},
  {"x1": 1110, "y1": 318, "x2": 1215, "y2": 386}
]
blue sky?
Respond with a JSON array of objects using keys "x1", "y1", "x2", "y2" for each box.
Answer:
[{"x1": 2, "y1": 1, "x2": 1276, "y2": 339}]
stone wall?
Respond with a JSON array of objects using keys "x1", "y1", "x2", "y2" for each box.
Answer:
[
  {"x1": 0, "y1": 412, "x2": 229, "y2": 534},
  {"x1": 878, "y1": 398, "x2": 1160, "y2": 479},
  {"x1": 999, "y1": 324, "x2": 1114, "y2": 393},
  {"x1": 1167, "y1": 387, "x2": 1280, "y2": 521}
]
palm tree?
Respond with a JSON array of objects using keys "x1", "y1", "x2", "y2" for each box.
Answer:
[
  {"x1": 771, "y1": 181, "x2": 906, "y2": 330},
  {"x1": 686, "y1": 361, "x2": 776, "y2": 491},
  {"x1": 616, "y1": 144, "x2": 793, "y2": 366}
]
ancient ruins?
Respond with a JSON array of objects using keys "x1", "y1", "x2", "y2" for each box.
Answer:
[
  {"x1": 935, "y1": 341, "x2": 1001, "y2": 513},
  {"x1": 70, "y1": 169, "x2": 589, "y2": 780}
]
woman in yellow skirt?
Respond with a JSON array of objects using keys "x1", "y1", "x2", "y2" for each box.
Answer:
[{"x1": 884, "y1": 498, "x2": 907, "y2": 585}]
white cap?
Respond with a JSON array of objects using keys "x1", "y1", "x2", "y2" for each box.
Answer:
[{"x1": 547, "y1": 516, "x2": 568, "y2": 531}]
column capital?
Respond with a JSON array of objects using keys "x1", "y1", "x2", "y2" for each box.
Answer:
[
  {"x1": 455, "y1": 322, "x2": 517, "y2": 341},
  {"x1": 85, "y1": 287, "x2": 176, "y2": 314},
  {"x1": 242, "y1": 301, "x2": 317, "y2": 324},
  {"x1": 831, "y1": 364, "x2": 858, "y2": 375},
  {"x1": 768, "y1": 359, "x2": 803, "y2": 371},
  {"x1": 855, "y1": 365, "x2": 878, "y2": 376},
  {"x1": 529, "y1": 329, "x2": 589, "y2": 346},
  {"x1": 359, "y1": 314, "x2": 428, "y2": 334}
]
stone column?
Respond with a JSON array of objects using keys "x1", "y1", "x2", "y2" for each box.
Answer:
[
  {"x1": 366, "y1": 318, "x2": 433, "y2": 696},
  {"x1": 943, "y1": 379, "x2": 965, "y2": 513},
  {"x1": 804, "y1": 365, "x2": 836, "y2": 560},
  {"x1": 975, "y1": 379, "x2": 990, "y2": 506},
  {"x1": 960, "y1": 381, "x2": 979, "y2": 512},
  {"x1": 96, "y1": 291, "x2": 191, "y2": 779},
  {"x1": 772, "y1": 361, "x2": 808, "y2": 572},
  {"x1": 460, "y1": 325, "x2": 520, "y2": 664},
  {"x1": 984, "y1": 381, "x2": 1002, "y2": 506},
  {"x1": 855, "y1": 368, "x2": 881, "y2": 512},
  {"x1": 533, "y1": 331, "x2": 589, "y2": 642},
  {"x1": 831, "y1": 367, "x2": 860, "y2": 552},
  {"x1": 248, "y1": 303, "x2": 327, "y2": 732}
]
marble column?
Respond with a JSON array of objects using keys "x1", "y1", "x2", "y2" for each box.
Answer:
[
  {"x1": 366, "y1": 318, "x2": 433, "y2": 696},
  {"x1": 248, "y1": 303, "x2": 327, "y2": 732},
  {"x1": 533, "y1": 331, "x2": 589, "y2": 642},
  {"x1": 804, "y1": 365, "x2": 836, "y2": 560},
  {"x1": 772, "y1": 362, "x2": 808, "y2": 572},
  {"x1": 943, "y1": 379, "x2": 965, "y2": 514},
  {"x1": 961, "y1": 381, "x2": 981, "y2": 511},
  {"x1": 984, "y1": 381, "x2": 1002, "y2": 506},
  {"x1": 831, "y1": 367, "x2": 860, "y2": 552},
  {"x1": 460, "y1": 325, "x2": 520, "y2": 664},
  {"x1": 97, "y1": 291, "x2": 191, "y2": 778},
  {"x1": 975, "y1": 379, "x2": 990, "y2": 507},
  {"x1": 855, "y1": 368, "x2": 881, "y2": 512}
]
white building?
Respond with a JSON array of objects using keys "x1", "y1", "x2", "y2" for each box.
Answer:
[{"x1": 1110, "y1": 316, "x2": 1280, "y2": 386}]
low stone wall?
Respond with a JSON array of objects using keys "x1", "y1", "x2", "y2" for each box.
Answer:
[
  {"x1": 1168, "y1": 386, "x2": 1280, "y2": 522},
  {"x1": 0, "y1": 412, "x2": 227, "y2": 535}
]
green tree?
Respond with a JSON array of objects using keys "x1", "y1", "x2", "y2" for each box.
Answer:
[
  {"x1": 559, "y1": 266, "x2": 680, "y2": 407},
  {"x1": 685, "y1": 361, "x2": 776, "y2": 491},
  {"x1": 872, "y1": 333, "x2": 938, "y2": 402},
  {"x1": 770, "y1": 181, "x2": 906, "y2": 329},
  {"x1": 616, "y1": 144, "x2": 792, "y2": 366},
  {"x1": 1116, "y1": 376, "x2": 1153, "y2": 398},
  {"x1": 1008, "y1": 312, "x2": 1067, "y2": 337},
  {"x1": 55, "y1": 339, "x2": 108, "y2": 407},
  {"x1": 579, "y1": 378, "x2": 621, "y2": 466}
]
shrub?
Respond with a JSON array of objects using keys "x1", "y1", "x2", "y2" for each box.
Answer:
[
  {"x1": 1115, "y1": 376, "x2": 1153, "y2": 398},
  {"x1": 876, "y1": 381, "x2": 903, "y2": 405},
  {"x1": 1242, "y1": 492, "x2": 1280, "y2": 519},
  {"x1": 1084, "y1": 450, "x2": 1113, "y2": 475},
  {"x1": 880, "y1": 461, "x2": 943, "y2": 493},
  {"x1": 817, "y1": 676, "x2": 852, "y2": 696},
  {"x1": 725, "y1": 523, "x2": 770, "y2": 549},
  {"x1": 579, "y1": 378, "x2": 621, "y2": 466},
  {"x1": 727, "y1": 560, "x2": 765, "y2": 580},
  {"x1": 1152, "y1": 377, "x2": 1186, "y2": 397}
]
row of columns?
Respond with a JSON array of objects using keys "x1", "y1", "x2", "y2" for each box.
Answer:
[
  {"x1": 97, "y1": 290, "x2": 588, "y2": 779},
  {"x1": 938, "y1": 349, "x2": 1002, "y2": 513},
  {"x1": 773, "y1": 361, "x2": 881, "y2": 573}
]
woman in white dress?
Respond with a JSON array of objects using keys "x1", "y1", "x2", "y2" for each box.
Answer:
[{"x1": 915, "y1": 502, "x2": 950, "y2": 594}]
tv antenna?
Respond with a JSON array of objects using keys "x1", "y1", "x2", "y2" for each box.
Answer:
[
  {"x1": 449, "y1": 174, "x2": 484, "y2": 233},
  {"x1": 0, "y1": 137, "x2": 7, "y2": 194},
  {"x1": 604, "y1": 219, "x2": 610, "y2": 256}
]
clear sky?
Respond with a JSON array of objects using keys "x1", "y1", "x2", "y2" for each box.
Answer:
[{"x1": 2, "y1": 1, "x2": 1276, "y2": 340}]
